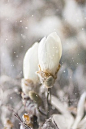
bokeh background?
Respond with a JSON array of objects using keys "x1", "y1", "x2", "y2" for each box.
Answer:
[{"x1": 0, "y1": 0, "x2": 86, "y2": 128}]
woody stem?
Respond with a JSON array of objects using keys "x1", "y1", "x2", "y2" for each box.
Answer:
[{"x1": 47, "y1": 88, "x2": 51, "y2": 118}]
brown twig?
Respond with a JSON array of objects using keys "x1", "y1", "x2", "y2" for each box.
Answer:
[
  {"x1": 7, "y1": 106, "x2": 31, "y2": 129},
  {"x1": 53, "y1": 119, "x2": 59, "y2": 129}
]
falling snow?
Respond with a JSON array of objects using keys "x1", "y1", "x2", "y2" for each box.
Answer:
[{"x1": 0, "y1": 0, "x2": 86, "y2": 128}]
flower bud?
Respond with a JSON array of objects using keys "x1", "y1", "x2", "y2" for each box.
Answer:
[
  {"x1": 38, "y1": 32, "x2": 62, "y2": 76},
  {"x1": 29, "y1": 91, "x2": 43, "y2": 107},
  {"x1": 22, "y1": 114, "x2": 32, "y2": 128},
  {"x1": 22, "y1": 114, "x2": 30, "y2": 125},
  {"x1": 44, "y1": 76, "x2": 55, "y2": 88},
  {"x1": 23, "y1": 43, "x2": 39, "y2": 84}
]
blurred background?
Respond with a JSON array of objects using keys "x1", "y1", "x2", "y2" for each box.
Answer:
[{"x1": 0, "y1": 0, "x2": 86, "y2": 128}]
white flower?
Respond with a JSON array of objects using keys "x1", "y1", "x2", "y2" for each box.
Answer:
[
  {"x1": 72, "y1": 92, "x2": 86, "y2": 129},
  {"x1": 38, "y1": 32, "x2": 62, "y2": 76},
  {"x1": 23, "y1": 42, "x2": 39, "y2": 83},
  {"x1": 52, "y1": 93, "x2": 86, "y2": 129}
]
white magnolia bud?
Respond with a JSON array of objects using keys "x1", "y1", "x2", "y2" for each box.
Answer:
[
  {"x1": 23, "y1": 43, "x2": 39, "y2": 83},
  {"x1": 38, "y1": 32, "x2": 62, "y2": 76}
]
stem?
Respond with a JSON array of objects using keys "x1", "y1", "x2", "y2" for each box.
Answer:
[
  {"x1": 38, "y1": 107, "x2": 47, "y2": 116},
  {"x1": 49, "y1": 88, "x2": 51, "y2": 103},
  {"x1": 47, "y1": 88, "x2": 51, "y2": 118}
]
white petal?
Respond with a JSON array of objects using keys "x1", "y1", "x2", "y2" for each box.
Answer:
[
  {"x1": 23, "y1": 42, "x2": 39, "y2": 83},
  {"x1": 78, "y1": 116, "x2": 86, "y2": 129},
  {"x1": 51, "y1": 96, "x2": 74, "y2": 129},
  {"x1": 38, "y1": 32, "x2": 62, "y2": 75},
  {"x1": 72, "y1": 92, "x2": 86, "y2": 129},
  {"x1": 53, "y1": 114, "x2": 73, "y2": 129}
]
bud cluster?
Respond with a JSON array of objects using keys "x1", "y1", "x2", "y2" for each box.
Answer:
[{"x1": 21, "y1": 32, "x2": 62, "y2": 129}]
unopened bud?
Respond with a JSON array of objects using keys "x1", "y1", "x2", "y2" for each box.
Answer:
[
  {"x1": 44, "y1": 76, "x2": 55, "y2": 88},
  {"x1": 29, "y1": 91, "x2": 43, "y2": 107}
]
